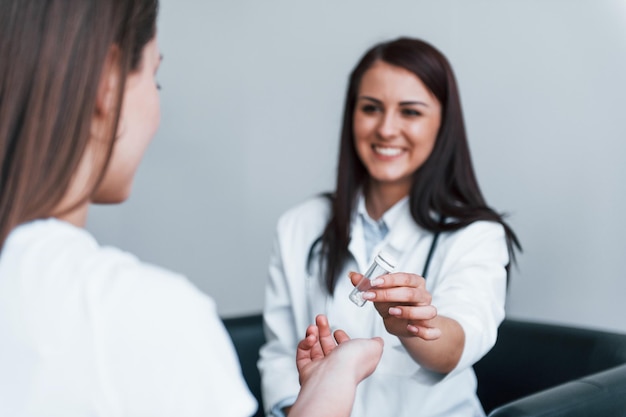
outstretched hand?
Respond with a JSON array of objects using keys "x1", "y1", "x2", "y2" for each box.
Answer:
[
  {"x1": 296, "y1": 314, "x2": 383, "y2": 386},
  {"x1": 290, "y1": 315, "x2": 383, "y2": 417},
  {"x1": 349, "y1": 271, "x2": 442, "y2": 340}
]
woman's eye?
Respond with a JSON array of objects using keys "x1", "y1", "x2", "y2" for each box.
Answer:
[
  {"x1": 361, "y1": 104, "x2": 379, "y2": 113},
  {"x1": 401, "y1": 108, "x2": 421, "y2": 117}
]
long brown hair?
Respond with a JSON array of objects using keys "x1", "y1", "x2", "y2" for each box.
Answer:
[
  {"x1": 317, "y1": 37, "x2": 521, "y2": 293},
  {"x1": 0, "y1": 0, "x2": 158, "y2": 246}
]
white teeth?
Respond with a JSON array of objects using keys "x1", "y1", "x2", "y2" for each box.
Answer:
[{"x1": 374, "y1": 146, "x2": 402, "y2": 156}]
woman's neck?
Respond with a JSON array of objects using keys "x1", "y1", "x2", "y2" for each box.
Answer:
[
  {"x1": 364, "y1": 181, "x2": 410, "y2": 220},
  {"x1": 54, "y1": 202, "x2": 90, "y2": 228}
]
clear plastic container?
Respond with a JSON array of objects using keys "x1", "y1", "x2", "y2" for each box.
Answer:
[{"x1": 349, "y1": 250, "x2": 396, "y2": 307}]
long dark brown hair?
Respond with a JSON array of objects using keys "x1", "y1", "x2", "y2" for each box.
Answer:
[
  {"x1": 317, "y1": 37, "x2": 521, "y2": 293},
  {"x1": 0, "y1": 0, "x2": 158, "y2": 247}
]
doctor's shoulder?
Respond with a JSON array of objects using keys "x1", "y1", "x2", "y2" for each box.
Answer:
[{"x1": 434, "y1": 219, "x2": 509, "y2": 265}]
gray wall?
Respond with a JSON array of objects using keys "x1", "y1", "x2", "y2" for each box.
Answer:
[{"x1": 87, "y1": 0, "x2": 626, "y2": 333}]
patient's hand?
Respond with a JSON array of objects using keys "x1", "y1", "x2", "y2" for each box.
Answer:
[{"x1": 290, "y1": 315, "x2": 383, "y2": 417}]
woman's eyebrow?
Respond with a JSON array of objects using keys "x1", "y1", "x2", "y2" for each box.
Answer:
[
  {"x1": 358, "y1": 96, "x2": 382, "y2": 104},
  {"x1": 358, "y1": 96, "x2": 428, "y2": 107},
  {"x1": 399, "y1": 100, "x2": 428, "y2": 107}
]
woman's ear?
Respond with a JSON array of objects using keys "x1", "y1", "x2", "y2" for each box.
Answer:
[{"x1": 94, "y1": 45, "x2": 121, "y2": 119}]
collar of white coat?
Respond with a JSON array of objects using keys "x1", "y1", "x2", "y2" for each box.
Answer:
[
  {"x1": 355, "y1": 192, "x2": 408, "y2": 230},
  {"x1": 349, "y1": 192, "x2": 423, "y2": 270}
]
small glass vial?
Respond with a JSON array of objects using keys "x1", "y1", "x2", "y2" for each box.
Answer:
[{"x1": 349, "y1": 250, "x2": 396, "y2": 307}]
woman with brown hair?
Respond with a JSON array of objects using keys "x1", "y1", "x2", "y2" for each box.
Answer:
[
  {"x1": 0, "y1": 1, "x2": 382, "y2": 416},
  {"x1": 260, "y1": 37, "x2": 521, "y2": 417}
]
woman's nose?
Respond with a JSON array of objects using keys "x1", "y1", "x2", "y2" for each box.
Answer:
[{"x1": 376, "y1": 112, "x2": 400, "y2": 140}]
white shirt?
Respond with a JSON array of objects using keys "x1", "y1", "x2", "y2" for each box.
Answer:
[
  {"x1": 259, "y1": 196, "x2": 508, "y2": 417},
  {"x1": 0, "y1": 219, "x2": 257, "y2": 417}
]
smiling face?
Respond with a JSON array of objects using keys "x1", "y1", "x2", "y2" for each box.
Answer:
[{"x1": 353, "y1": 60, "x2": 442, "y2": 199}]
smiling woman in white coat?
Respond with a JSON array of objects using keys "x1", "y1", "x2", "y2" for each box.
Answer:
[{"x1": 259, "y1": 37, "x2": 522, "y2": 417}]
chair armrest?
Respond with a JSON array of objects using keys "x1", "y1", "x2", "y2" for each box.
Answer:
[
  {"x1": 488, "y1": 364, "x2": 626, "y2": 417},
  {"x1": 475, "y1": 319, "x2": 626, "y2": 413}
]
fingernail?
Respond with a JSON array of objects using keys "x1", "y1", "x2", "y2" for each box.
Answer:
[
  {"x1": 407, "y1": 324, "x2": 419, "y2": 334},
  {"x1": 347, "y1": 271, "x2": 357, "y2": 278},
  {"x1": 370, "y1": 278, "x2": 384, "y2": 287},
  {"x1": 362, "y1": 292, "x2": 375, "y2": 300},
  {"x1": 388, "y1": 307, "x2": 401, "y2": 315}
]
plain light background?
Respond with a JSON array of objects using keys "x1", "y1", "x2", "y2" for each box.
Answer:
[{"x1": 87, "y1": 0, "x2": 626, "y2": 333}]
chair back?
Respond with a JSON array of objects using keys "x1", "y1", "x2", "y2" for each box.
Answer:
[{"x1": 223, "y1": 314, "x2": 266, "y2": 417}]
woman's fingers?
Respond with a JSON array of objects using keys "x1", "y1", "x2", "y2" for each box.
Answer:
[
  {"x1": 304, "y1": 324, "x2": 324, "y2": 360},
  {"x1": 348, "y1": 271, "x2": 364, "y2": 287},
  {"x1": 296, "y1": 331, "x2": 317, "y2": 352},
  {"x1": 350, "y1": 271, "x2": 441, "y2": 340},
  {"x1": 313, "y1": 315, "x2": 354, "y2": 352},
  {"x1": 296, "y1": 328, "x2": 318, "y2": 372},
  {"x1": 315, "y1": 314, "x2": 336, "y2": 355},
  {"x1": 387, "y1": 306, "x2": 441, "y2": 340},
  {"x1": 388, "y1": 305, "x2": 437, "y2": 321},
  {"x1": 362, "y1": 286, "x2": 432, "y2": 304},
  {"x1": 372, "y1": 272, "x2": 424, "y2": 289},
  {"x1": 406, "y1": 324, "x2": 442, "y2": 340},
  {"x1": 350, "y1": 271, "x2": 424, "y2": 290},
  {"x1": 333, "y1": 329, "x2": 351, "y2": 344},
  {"x1": 365, "y1": 273, "x2": 430, "y2": 304},
  {"x1": 385, "y1": 305, "x2": 441, "y2": 339}
]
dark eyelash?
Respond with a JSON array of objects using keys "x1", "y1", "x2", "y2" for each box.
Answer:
[
  {"x1": 402, "y1": 109, "x2": 421, "y2": 116},
  {"x1": 362, "y1": 104, "x2": 379, "y2": 112}
]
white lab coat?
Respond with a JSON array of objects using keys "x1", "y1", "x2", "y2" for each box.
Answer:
[{"x1": 259, "y1": 196, "x2": 508, "y2": 417}]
